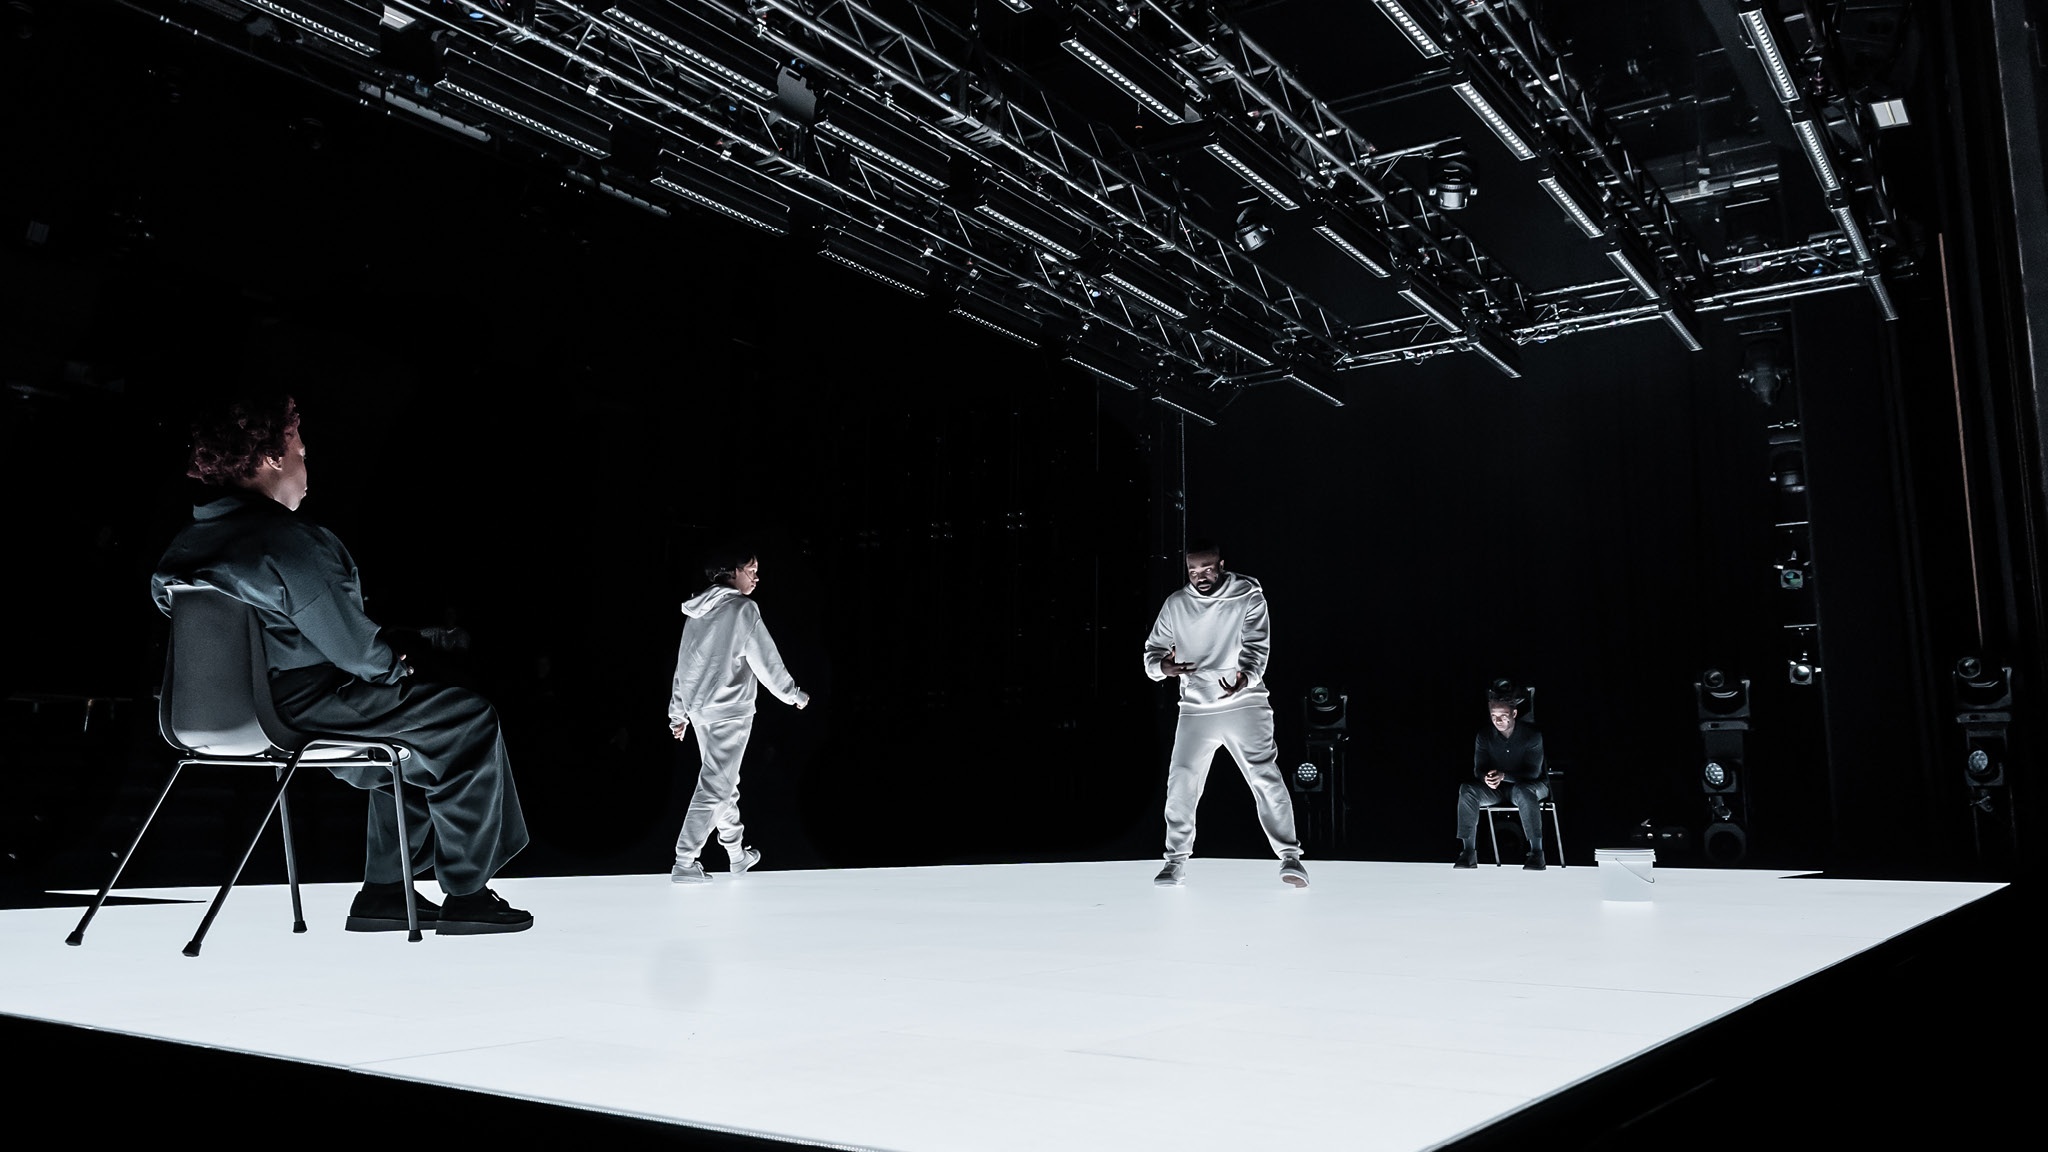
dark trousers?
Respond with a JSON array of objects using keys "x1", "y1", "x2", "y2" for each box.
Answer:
[
  {"x1": 1456, "y1": 778, "x2": 1550, "y2": 851},
  {"x1": 270, "y1": 667, "x2": 529, "y2": 896}
]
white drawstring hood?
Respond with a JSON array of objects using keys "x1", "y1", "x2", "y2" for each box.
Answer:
[{"x1": 667, "y1": 585, "x2": 804, "y2": 725}]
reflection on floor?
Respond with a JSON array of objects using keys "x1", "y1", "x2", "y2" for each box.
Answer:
[{"x1": 0, "y1": 860, "x2": 2009, "y2": 1151}]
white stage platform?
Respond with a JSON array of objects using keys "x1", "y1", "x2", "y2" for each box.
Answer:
[{"x1": 0, "y1": 860, "x2": 2005, "y2": 1151}]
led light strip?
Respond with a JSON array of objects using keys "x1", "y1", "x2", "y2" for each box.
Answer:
[
  {"x1": 1538, "y1": 176, "x2": 1604, "y2": 238},
  {"x1": 1065, "y1": 357, "x2": 1139, "y2": 391},
  {"x1": 1202, "y1": 144, "x2": 1300, "y2": 210},
  {"x1": 1453, "y1": 81, "x2": 1536, "y2": 161},
  {"x1": 1282, "y1": 372, "x2": 1343, "y2": 407},
  {"x1": 604, "y1": 9, "x2": 776, "y2": 102},
  {"x1": 1372, "y1": 0, "x2": 1444, "y2": 59},
  {"x1": 249, "y1": 0, "x2": 376, "y2": 55},
  {"x1": 1398, "y1": 285, "x2": 1462, "y2": 332},
  {"x1": 1659, "y1": 307, "x2": 1704, "y2": 351},
  {"x1": 950, "y1": 308, "x2": 1040, "y2": 348},
  {"x1": 1791, "y1": 118, "x2": 1840, "y2": 192},
  {"x1": 1150, "y1": 395, "x2": 1217, "y2": 426},
  {"x1": 1202, "y1": 328, "x2": 1273, "y2": 366},
  {"x1": 1102, "y1": 273, "x2": 1189, "y2": 319},
  {"x1": 1831, "y1": 206, "x2": 1874, "y2": 263},
  {"x1": 821, "y1": 249, "x2": 927, "y2": 296},
  {"x1": 436, "y1": 80, "x2": 607, "y2": 156},
  {"x1": 973, "y1": 204, "x2": 1081, "y2": 261},
  {"x1": 1739, "y1": 8, "x2": 1802, "y2": 103},
  {"x1": 1312, "y1": 224, "x2": 1390, "y2": 276},
  {"x1": 816, "y1": 122, "x2": 948, "y2": 190},
  {"x1": 652, "y1": 176, "x2": 785, "y2": 234},
  {"x1": 1605, "y1": 246, "x2": 1660, "y2": 298},
  {"x1": 1060, "y1": 39, "x2": 1184, "y2": 123}
]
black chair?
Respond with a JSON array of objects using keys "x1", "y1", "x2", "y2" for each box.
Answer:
[{"x1": 66, "y1": 585, "x2": 421, "y2": 955}]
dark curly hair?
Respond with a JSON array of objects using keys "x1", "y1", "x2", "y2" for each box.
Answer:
[
  {"x1": 703, "y1": 545, "x2": 757, "y2": 587},
  {"x1": 185, "y1": 394, "x2": 300, "y2": 486}
]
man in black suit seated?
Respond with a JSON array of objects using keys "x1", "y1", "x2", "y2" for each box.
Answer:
[{"x1": 1454, "y1": 680, "x2": 1550, "y2": 870}]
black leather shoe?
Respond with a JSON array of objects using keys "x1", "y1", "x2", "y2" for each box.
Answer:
[
  {"x1": 1523, "y1": 851, "x2": 1548, "y2": 871},
  {"x1": 345, "y1": 883, "x2": 440, "y2": 932},
  {"x1": 437, "y1": 887, "x2": 533, "y2": 935},
  {"x1": 1454, "y1": 847, "x2": 1478, "y2": 869}
]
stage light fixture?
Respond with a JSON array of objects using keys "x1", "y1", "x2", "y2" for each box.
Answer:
[
  {"x1": 1787, "y1": 654, "x2": 1819, "y2": 686},
  {"x1": 1150, "y1": 392, "x2": 1218, "y2": 426},
  {"x1": 1395, "y1": 274, "x2": 1465, "y2": 332},
  {"x1": 1293, "y1": 761, "x2": 1324, "y2": 792},
  {"x1": 1201, "y1": 120, "x2": 1305, "y2": 211},
  {"x1": 995, "y1": 0, "x2": 1031, "y2": 11},
  {"x1": 1370, "y1": 0, "x2": 1444, "y2": 59},
  {"x1": 1429, "y1": 160, "x2": 1476, "y2": 210},
  {"x1": 1235, "y1": 208, "x2": 1276, "y2": 252},
  {"x1": 1201, "y1": 314, "x2": 1275, "y2": 367},
  {"x1": 250, "y1": 0, "x2": 381, "y2": 56},
  {"x1": 1101, "y1": 258, "x2": 1196, "y2": 320},
  {"x1": 1312, "y1": 202, "x2": 1394, "y2": 277},
  {"x1": 603, "y1": 2, "x2": 781, "y2": 104},
  {"x1": 1702, "y1": 820, "x2": 1748, "y2": 865},
  {"x1": 1467, "y1": 325, "x2": 1522, "y2": 378},
  {"x1": 814, "y1": 91, "x2": 952, "y2": 190},
  {"x1": 1868, "y1": 96, "x2": 1910, "y2": 129},
  {"x1": 1866, "y1": 272, "x2": 1899, "y2": 322},
  {"x1": 1280, "y1": 369, "x2": 1344, "y2": 407},
  {"x1": 1952, "y1": 658, "x2": 2012, "y2": 792},
  {"x1": 1659, "y1": 296, "x2": 1704, "y2": 352},
  {"x1": 1702, "y1": 761, "x2": 1730, "y2": 790},
  {"x1": 1535, "y1": 159, "x2": 1607, "y2": 238},
  {"x1": 1060, "y1": 11, "x2": 1192, "y2": 124},
  {"x1": 1603, "y1": 233, "x2": 1662, "y2": 299},
  {"x1": 654, "y1": 151, "x2": 792, "y2": 235},
  {"x1": 1451, "y1": 77, "x2": 1536, "y2": 161},
  {"x1": 1063, "y1": 350, "x2": 1142, "y2": 391},
  {"x1": 964, "y1": 180, "x2": 1088, "y2": 261},
  {"x1": 1740, "y1": 342, "x2": 1788, "y2": 405},
  {"x1": 948, "y1": 287, "x2": 1042, "y2": 349},
  {"x1": 1790, "y1": 116, "x2": 1841, "y2": 193},
  {"x1": 818, "y1": 225, "x2": 930, "y2": 297},
  {"x1": 1738, "y1": 3, "x2": 1803, "y2": 104},
  {"x1": 436, "y1": 50, "x2": 611, "y2": 157},
  {"x1": 1697, "y1": 670, "x2": 1751, "y2": 719}
]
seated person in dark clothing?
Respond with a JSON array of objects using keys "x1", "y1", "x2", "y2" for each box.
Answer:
[
  {"x1": 150, "y1": 391, "x2": 533, "y2": 934},
  {"x1": 1454, "y1": 681, "x2": 1550, "y2": 870}
]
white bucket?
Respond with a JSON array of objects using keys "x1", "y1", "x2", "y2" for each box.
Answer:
[{"x1": 1594, "y1": 848, "x2": 1656, "y2": 901}]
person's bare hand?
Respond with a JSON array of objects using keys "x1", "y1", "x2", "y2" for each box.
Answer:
[
  {"x1": 1219, "y1": 671, "x2": 1249, "y2": 696},
  {"x1": 1160, "y1": 645, "x2": 1197, "y2": 677},
  {"x1": 671, "y1": 721, "x2": 689, "y2": 741},
  {"x1": 1484, "y1": 770, "x2": 1504, "y2": 788},
  {"x1": 795, "y1": 690, "x2": 810, "y2": 710}
]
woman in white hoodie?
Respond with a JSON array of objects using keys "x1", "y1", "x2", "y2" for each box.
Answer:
[{"x1": 666, "y1": 548, "x2": 809, "y2": 883}]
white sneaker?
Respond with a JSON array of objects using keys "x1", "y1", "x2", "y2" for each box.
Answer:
[
  {"x1": 1153, "y1": 861, "x2": 1185, "y2": 887},
  {"x1": 1279, "y1": 857, "x2": 1309, "y2": 888},
  {"x1": 670, "y1": 861, "x2": 710, "y2": 884},
  {"x1": 729, "y1": 847, "x2": 761, "y2": 876}
]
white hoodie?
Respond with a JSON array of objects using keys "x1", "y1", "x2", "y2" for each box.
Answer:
[
  {"x1": 667, "y1": 585, "x2": 805, "y2": 725},
  {"x1": 1143, "y1": 572, "x2": 1272, "y2": 714}
]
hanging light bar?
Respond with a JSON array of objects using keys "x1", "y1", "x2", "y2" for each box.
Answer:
[
  {"x1": 949, "y1": 288, "x2": 1042, "y2": 348},
  {"x1": 1790, "y1": 117, "x2": 1841, "y2": 193},
  {"x1": 1467, "y1": 325, "x2": 1523, "y2": 378},
  {"x1": 654, "y1": 151, "x2": 793, "y2": 235},
  {"x1": 1738, "y1": 3, "x2": 1803, "y2": 104},
  {"x1": 1865, "y1": 272, "x2": 1899, "y2": 321},
  {"x1": 1603, "y1": 232, "x2": 1663, "y2": 299},
  {"x1": 1395, "y1": 274, "x2": 1465, "y2": 332},
  {"x1": 1535, "y1": 159, "x2": 1607, "y2": 238},
  {"x1": 1060, "y1": 10, "x2": 1193, "y2": 124},
  {"x1": 1370, "y1": 0, "x2": 1445, "y2": 59},
  {"x1": 1150, "y1": 393, "x2": 1218, "y2": 426},
  {"x1": 437, "y1": 50, "x2": 611, "y2": 158},
  {"x1": 964, "y1": 180, "x2": 1089, "y2": 262},
  {"x1": 1658, "y1": 297, "x2": 1705, "y2": 352},
  {"x1": 1065, "y1": 351, "x2": 1143, "y2": 391},
  {"x1": 1829, "y1": 199, "x2": 1874, "y2": 263},
  {"x1": 1452, "y1": 73, "x2": 1537, "y2": 161},
  {"x1": 249, "y1": 0, "x2": 381, "y2": 57},
  {"x1": 819, "y1": 226, "x2": 930, "y2": 297},
  {"x1": 814, "y1": 91, "x2": 953, "y2": 190},
  {"x1": 1102, "y1": 258, "x2": 1194, "y2": 320},
  {"x1": 1201, "y1": 120, "x2": 1304, "y2": 211},
  {"x1": 1280, "y1": 369, "x2": 1344, "y2": 407},
  {"x1": 603, "y1": 2, "x2": 781, "y2": 104},
  {"x1": 1201, "y1": 313, "x2": 1275, "y2": 367},
  {"x1": 1311, "y1": 202, "x2": 1395, "y2": 278}
]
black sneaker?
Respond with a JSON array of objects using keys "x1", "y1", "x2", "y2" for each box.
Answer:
[
  {"x1": 345, "y1": 884, "x2": 441, "y2": 932},
  {"x1": 1523, "y1": 851, "x2": 1548, "y2": 871},
  {"x1": 437, "y1": 887, "x2": 533, "y2": 935},
  {"x1": 1454, "y1": 847, "x2": 1478, "y2": 869}
]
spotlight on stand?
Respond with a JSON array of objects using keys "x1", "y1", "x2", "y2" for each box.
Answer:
[
  {"x1": 1952, "y1": 657, "x2": 2011, "y2": 797},
  {"x1": 1297, "y1": 686, "x2": 1349, "y2": 847},
  {"x1": 1787, "y1": 654, "x2": 1820, "y2": 686},
  {"x1": 1696, "y1": 668, "x2": 1750, "y2": 865}
]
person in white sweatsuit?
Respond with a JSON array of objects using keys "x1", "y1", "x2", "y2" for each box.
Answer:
[
  {"x1": 667, "y1": 551, "x2": 809, "y2": 883},
  {"x1": 1144, "y1": 540, "x2": 1306, "y2": 888}
]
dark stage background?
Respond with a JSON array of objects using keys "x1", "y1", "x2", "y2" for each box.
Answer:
[{"x1": 0, "y1": 2, "x2": 2036, "y2": 899}]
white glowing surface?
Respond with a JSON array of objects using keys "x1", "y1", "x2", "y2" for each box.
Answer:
[{"x1": 0, "y1": 861, "x2": 2002, "y2": 1151}]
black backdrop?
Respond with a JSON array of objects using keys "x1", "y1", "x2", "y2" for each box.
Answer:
[{"x1": 0, "y1": 3, "x2": 2015, "y2": 894}]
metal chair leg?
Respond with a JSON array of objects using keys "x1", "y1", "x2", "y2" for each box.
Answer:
[
  {"x1": 1550, "y1": 804, "x2": 1565, "y2": 868},
  {"x1": 1486, "y1": 808, "x2": 1502, "y2": 867},
  {"x1": 388, "y1": 762, "x2": 421, "y2": 943},
  {"x1": 277, "y1": 765, "x2": 306, "y2": 933},
  {"x1": 184, "y1": 753, "x2": 301, "y2": 957},
  {"x1": 67, "y1": 763, "x2": 186, "y2": 947}
]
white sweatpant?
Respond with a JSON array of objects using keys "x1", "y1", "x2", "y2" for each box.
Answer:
[
  {"x1": 674, "y1": 713, "x2": 756, "y2": 867},
  {"x1": 1162, "y1": 705, "x2": 1301, "y2": 862}
]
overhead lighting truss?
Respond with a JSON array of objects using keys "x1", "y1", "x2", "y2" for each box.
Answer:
[
  {"x1": 1369, "y1": 0, "x2": 1446, "y2": 60},
  {"x1": 1059, "y1": 6, "x2": 1198, "y2": 124},
  {"x1": 248, "y1": 0, "x2": 383, "y2": 56}
]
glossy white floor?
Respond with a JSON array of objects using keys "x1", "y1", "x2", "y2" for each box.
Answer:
[{"x1": 0, "y1": 860, "x2": 2004, "y2": 1152}]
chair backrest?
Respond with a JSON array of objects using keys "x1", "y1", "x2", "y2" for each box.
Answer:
[{"x1": 160, "y1": 585, "x2": 286, "y2": 757}]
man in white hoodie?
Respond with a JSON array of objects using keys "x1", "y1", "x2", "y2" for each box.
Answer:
[
  {"x1": 667, "y1": 548, "x2": 810, "y2": 883},
  {"x1": 1144, "y1": 540, "x2": 1306, "y2": 888}
]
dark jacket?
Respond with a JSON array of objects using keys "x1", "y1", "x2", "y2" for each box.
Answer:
[
  {"x1": 151, "y1": 490, "x2": 406, "y2": 686},
  {"x1": 1473, "y1": 719, "x2": 1545, "y2": 785}
]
